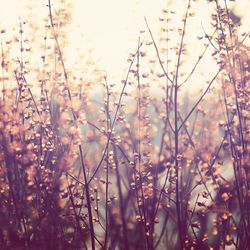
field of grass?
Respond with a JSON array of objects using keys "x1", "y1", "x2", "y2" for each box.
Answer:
[{"x1": 0, "y1": 0, "x2": 249, "y2": 249}]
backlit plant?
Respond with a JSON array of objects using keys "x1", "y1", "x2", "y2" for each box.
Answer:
[{"x1": 0, "y1": 0, "x2": 249, "y2": 249}]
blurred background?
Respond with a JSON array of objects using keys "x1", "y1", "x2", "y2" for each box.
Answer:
[{"x1": 0, "y1": 0, "x2": 249, "y2": 85}]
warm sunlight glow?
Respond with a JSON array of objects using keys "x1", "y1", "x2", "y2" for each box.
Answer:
[
  {"x1": 1, "y1": 0, "x2": 249, "y2": 83},
  {"x1": 0, "y1": 1, "x2": 249, "y2": 249}
]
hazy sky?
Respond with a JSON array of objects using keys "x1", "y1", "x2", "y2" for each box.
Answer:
[{"x1": 0, "y1": 0, "x2": 249, "y2": 85}]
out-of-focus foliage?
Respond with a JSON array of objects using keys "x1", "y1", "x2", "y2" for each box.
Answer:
[{"x1": 0, "y1": 0, "x2": 249, "y2": 249}]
